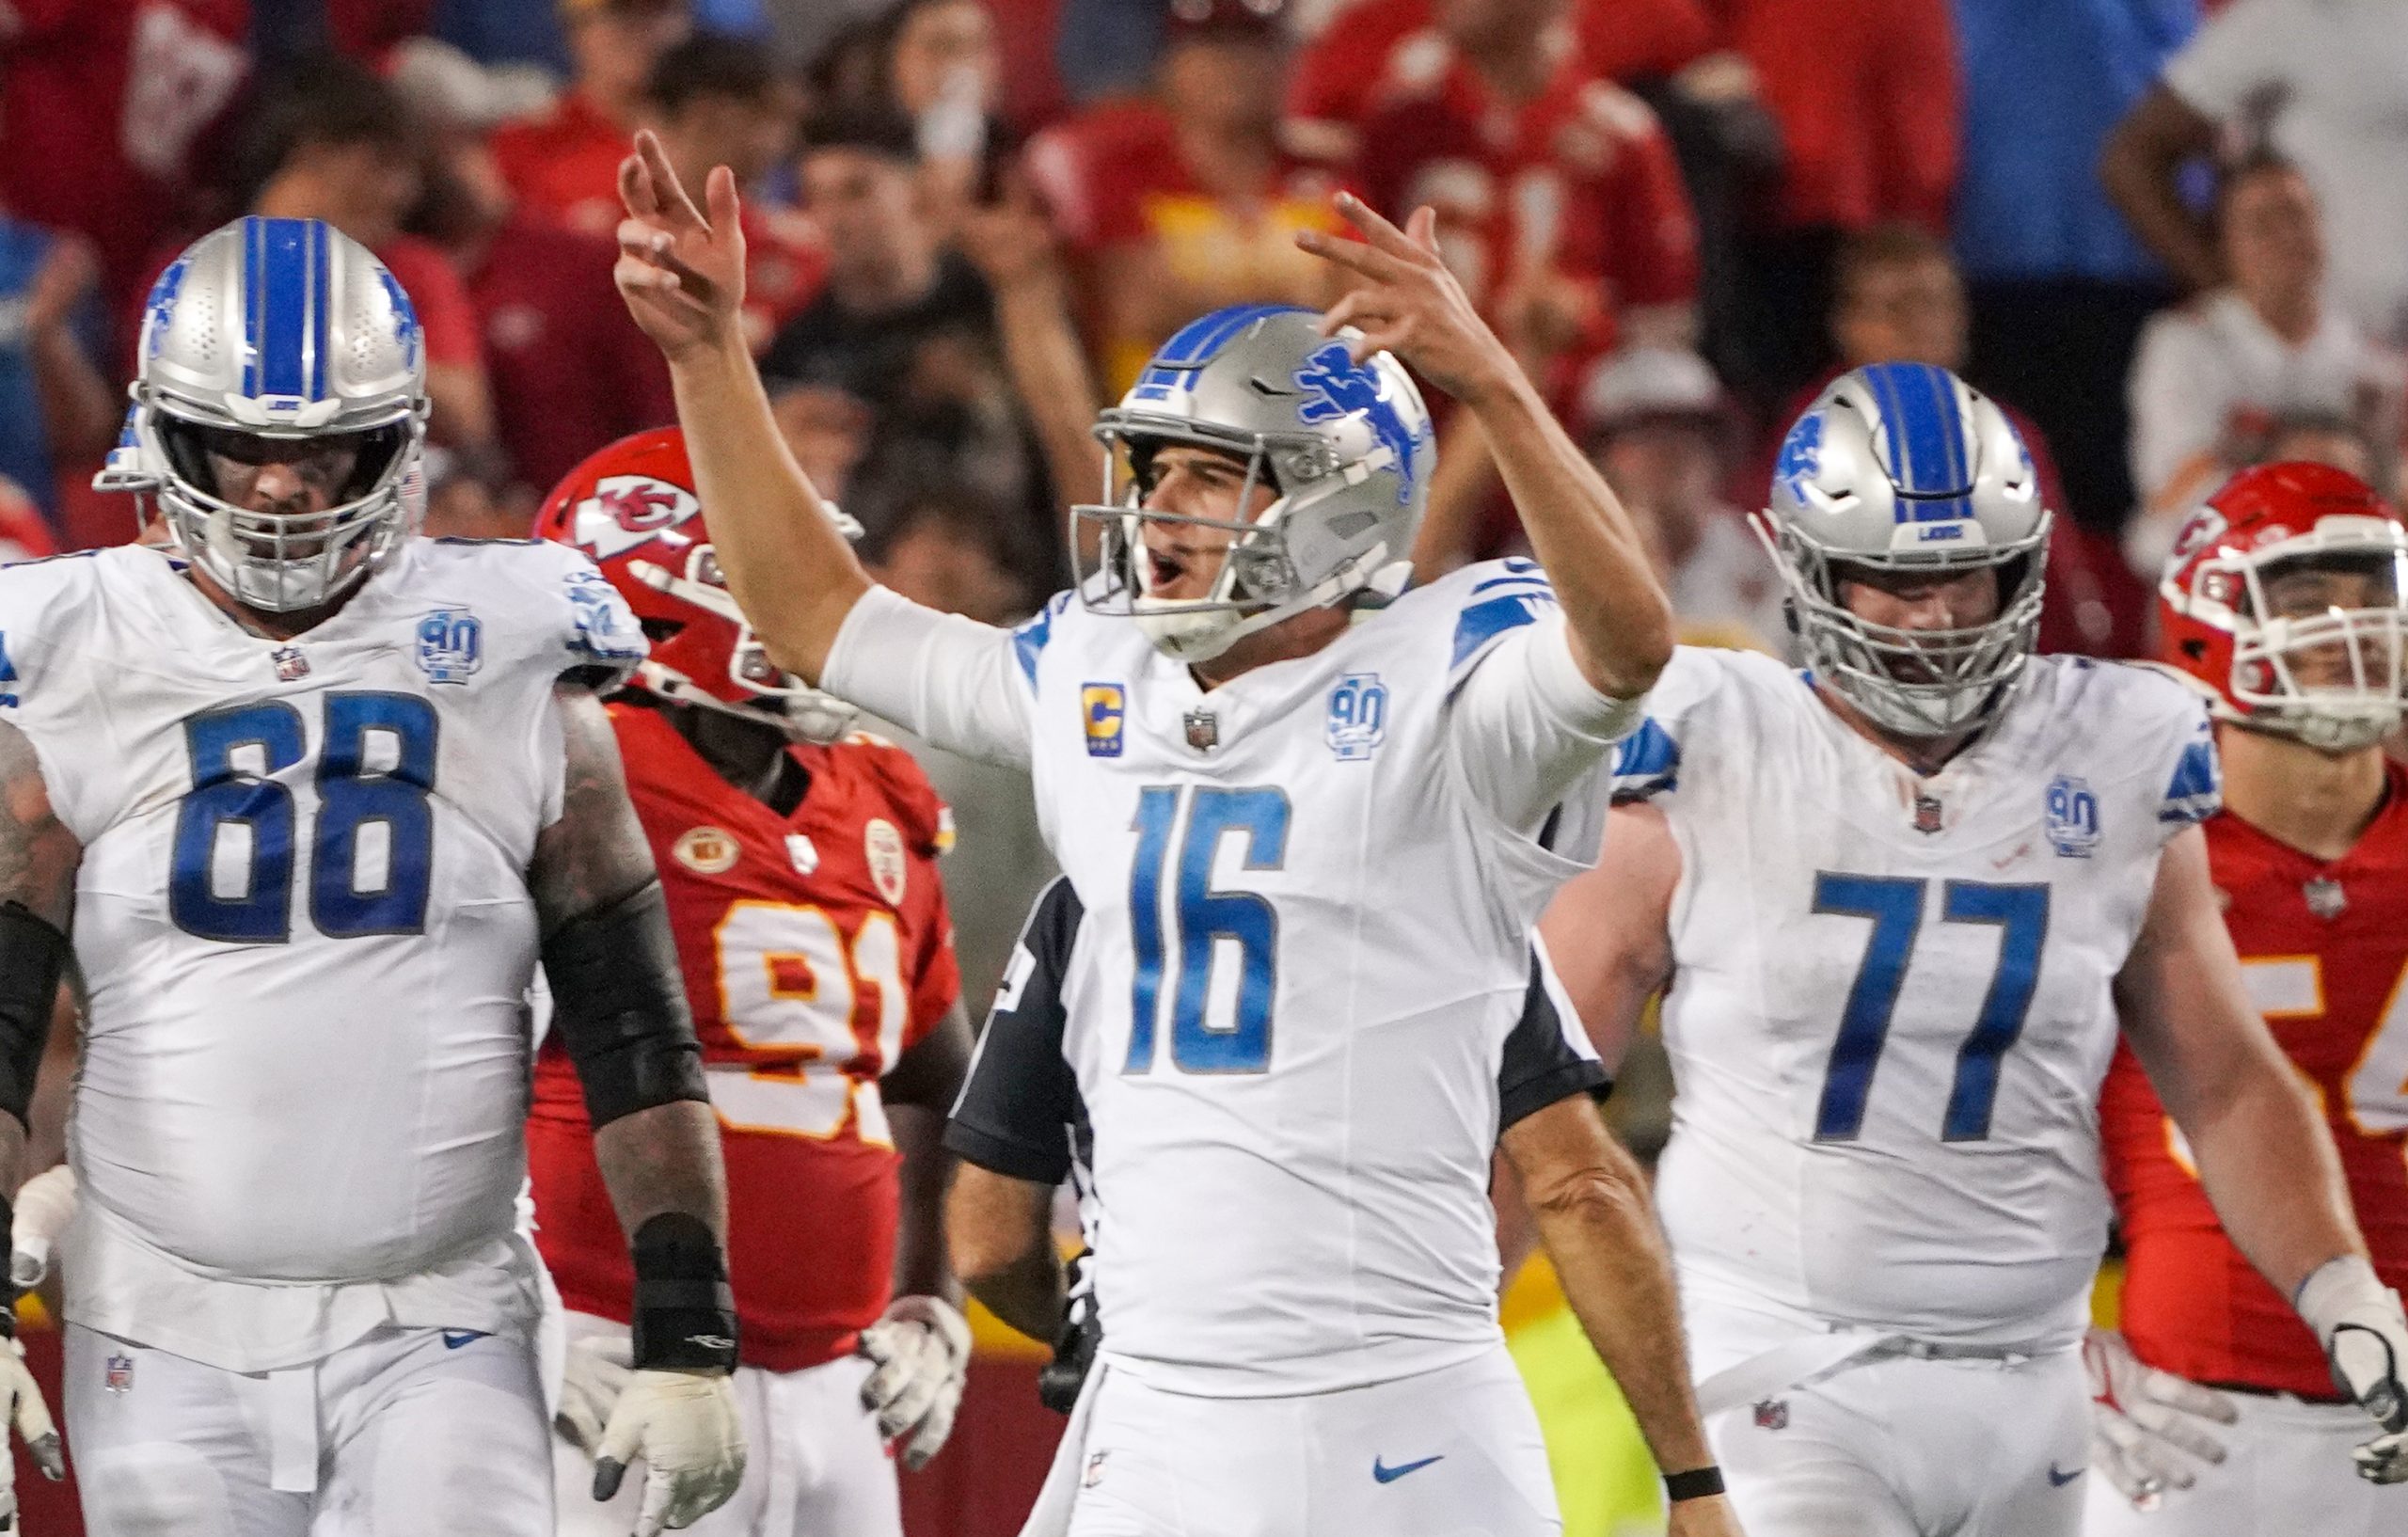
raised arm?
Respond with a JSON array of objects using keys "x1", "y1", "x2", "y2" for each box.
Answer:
[
  {"x1": 1298, "y1": 196, "x2": 1673, "y2": 700},
  {"x1": 613, "y1": 132, "x2": 870, "y2": 683},
  {"x1": 2117, "y1": 825, "x2": 2408, "y2": 1474},
  {"x1": 529, "y1": 682, "x2": 746, "y2": 1528}
]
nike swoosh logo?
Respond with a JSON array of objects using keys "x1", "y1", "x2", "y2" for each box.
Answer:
[
  {"x1": 2048, "y1": 1465, "x2": 2085, "y2": 1487},
  {"x1": 1372, "y1": 1455, "x2": 1444, "y2": 1484},
  {"x1": 441, "y1": 1330, "x2": 487, "y2": 1350}
]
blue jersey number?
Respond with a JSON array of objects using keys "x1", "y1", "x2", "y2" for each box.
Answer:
[
  {"x1": 1126, "y1": 784, "x2": 1291, "y2": 1075},
  {"x1": 169, "y1": 693, "x2": 439, "y2": 943},
  {"x1": 1811, "y1": 873, "x2": 2049, "y2": 1143}
]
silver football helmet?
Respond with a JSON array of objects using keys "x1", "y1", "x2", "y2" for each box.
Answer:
[
  {"x1": 1754, "y1": 363, "x2": 2051, "y2": 738},
  {"x1": 1072, "y1": 304, "x2": 1435, "y2": 663},
  {"x1": 111, "y1": 216, "x2": 428, "y2": 611}
]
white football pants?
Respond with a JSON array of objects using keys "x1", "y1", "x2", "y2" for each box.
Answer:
[
  {"x1": 1704, "y1": 1345, "x2": 2089, "y2": 1537},
  {"x1": 63, "y1": 1321, "x2": 551, "y2": 1537},
  {"x1": 1044, "y1": 1346, "x2": 1560, "y2": 1537}
]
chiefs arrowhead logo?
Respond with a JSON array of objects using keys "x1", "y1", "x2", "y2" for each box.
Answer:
[{"x1": 572, "y1": 475, "x2": 702, "y2": 562}]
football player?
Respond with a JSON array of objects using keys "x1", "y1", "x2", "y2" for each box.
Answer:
[
  {"x1": 942, "y1": 877, "x2": 1621, "y2": 1498},
  {"x1": 0, "y1": 217, "x2": 742, "y2": 1537},
  {"x1": 1541, "y1": 367, "x2": 2408, "y2": 1537},
  {"x1": 612, "y1": 133, "x2": 1743, "y2": 1535},
  {"x1": 2086, "y1": 462, "x2": 2408, "y2": 1533},
  {"x1": 530, "y1": 427, "x2": 974, "y2": 1536}
]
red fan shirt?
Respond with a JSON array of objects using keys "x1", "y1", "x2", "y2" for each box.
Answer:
[
  {"x1": 529, "y1": 704, "x2": 961, "y2": 1371},
  {"x1": 1345, "y1": 24, "x2": 1698, "y2": 363},
  {"x1": 2100, "y1": 761, "x2": 2408, "y2": 1396}
]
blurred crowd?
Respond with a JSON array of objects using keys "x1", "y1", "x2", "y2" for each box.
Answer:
[{"x1": 4, "y1": 0, "x2": 2405, "y2": 665}]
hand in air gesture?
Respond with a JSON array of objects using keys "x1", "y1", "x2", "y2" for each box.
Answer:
[
  {"x1": 1295, "y1": 194, "x2": 1524, "y2": 407},
  {"x1": 614, "y1": 130, "x2": 747, "y2": 362}
]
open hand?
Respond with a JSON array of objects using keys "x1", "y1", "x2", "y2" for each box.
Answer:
[
  {"x1": 614, "y1": 130, "x2": 747, "y2": 362},
  {"x1": 1295, "y1": 194, "x2": 1521, "y2": 406}
]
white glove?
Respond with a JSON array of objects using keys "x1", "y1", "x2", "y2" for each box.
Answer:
[
  {"x1": 555, "y1": 1330, "x2": 634, "y2": 1457},
  {"x1": 2296, "y1": 1256, "x2": 2408, "y2": 1483},
  {"x1": 2083, "y1": 1327, "x2": 2236, "y2": 1508},
  {"x1": 856, "y1": 1294, "x2": 970, "y2": 1471},
  {"x1": 591, "y1": 1369, "x2": 745, "y2": 1536},
  {"x1": 9, "y1": 1166, "x2": 75, "y2": 1291},
  {"x1": 0, "y1": 1330, "x2": 65, "y2": 1531}
]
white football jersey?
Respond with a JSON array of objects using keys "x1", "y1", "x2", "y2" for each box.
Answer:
[
  {"x1": 1573, "y1": 647, "x2": 2218, "y2": 1369},
  {"x1": 0, "y1": 540, "x2": 642, "y2": 1371},
  {"x1": 1008, "y1": 563, "x2": 1618, "y2": 1397}
]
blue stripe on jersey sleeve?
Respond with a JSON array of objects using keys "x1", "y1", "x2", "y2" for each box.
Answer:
[
  {"x1": 2158, "y1": 733, "x2": 2223, "y2": 826},
  {"x1": 1607, "y1": 717, "x2": 1680, "y2": 801},
  {"x1": 1012, "y1": 593, "x2": 1070, "y2": 688},
  {"x1": 1449, "y1": 590, "x2": 1552, "y2": 672}
]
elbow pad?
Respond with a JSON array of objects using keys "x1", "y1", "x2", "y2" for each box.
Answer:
[
  {"x1": 0, "y1": 902, "x2": 67, "y2": 1130},
  {"x1": 543, "y1": 881, "x2": 708, "y2": 1130}
]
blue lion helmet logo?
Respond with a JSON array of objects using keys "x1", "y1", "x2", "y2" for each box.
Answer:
[
  {"x1": 1773, "y1": 410, "x2": 1825, "y2": 505},
  {"x1": 1293, "y1": 341, "x2": 1424, "y2": 505}
]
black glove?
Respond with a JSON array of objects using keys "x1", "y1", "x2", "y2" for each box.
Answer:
[{"x1": 1038, "y1": 1249, "x2": 1100, "y2": 1415}]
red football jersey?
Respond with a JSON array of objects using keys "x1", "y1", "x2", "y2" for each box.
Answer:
[
  {"x1": 2100, "y1": 760, "x2": 2408, "y2": 1396},
  {"x1": 1347, "y1": 26, "x2": 1698, "y2": 365},
  {"x1": 529, "y1": 705, "x2": 961, "y2": 1372}
]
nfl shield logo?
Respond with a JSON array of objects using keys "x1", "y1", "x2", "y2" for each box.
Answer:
[
  {"x1": 1912, "y1": 794, "x2": 1943, "y2": 835},
  {"x1": 104, "y1": 1354, "x2": 134, "y2": 1394},
  {"x1": 270, "y1": 644, "x2": 309, "y2": 682},
  {"x1": 2304, "y1": 877, "x2": 2348, "y2": 921},
  {"x1": 415, "y1": 609, "x2": 483, "y2": 684},
  {"x1": 1753, "y1": 1398, "x2": 1788, "y2": 1432},
  {"x1": 1183, "y1": 706, "x2": 1219, "y2": 752}
]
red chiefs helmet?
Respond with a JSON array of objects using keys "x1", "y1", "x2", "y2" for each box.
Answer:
[
  {"x1": 536, "y1": 426, "x2": 864, "y2": 741},
  {"x1": 2159, "y1": 461, "x2": 2408, "y2": 752}
]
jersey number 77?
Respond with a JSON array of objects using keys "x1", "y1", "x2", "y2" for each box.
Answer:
[{"x1": 1811, "y1": 872, "x2": 2051, "y2": 1144}]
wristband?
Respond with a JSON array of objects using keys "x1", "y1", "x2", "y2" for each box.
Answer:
[
  {"x1": 1662, "y1": 1465, "x2": 1724, "y2": 1503},
  {"x1": 629, "y1": 1212, "x2": 737, "y2": 1372}
]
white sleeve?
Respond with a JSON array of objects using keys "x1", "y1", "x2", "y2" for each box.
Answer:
[
  {"x1": 819, "y1": 584, "x2": 1038, "y2": 769},
  {"x1": 1442, "y1": 609, "x2": 1647, "y2": 837},
  {"x1": 2162, "y1": 0, "x2": 2297, "y2": 116}
]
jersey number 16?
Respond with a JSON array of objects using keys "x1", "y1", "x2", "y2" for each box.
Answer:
[{"x1": 1125, "y1": 784, "x2": 1291, "y2": 1076}]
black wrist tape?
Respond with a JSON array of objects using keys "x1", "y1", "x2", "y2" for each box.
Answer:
[
  {"x1": 1662, "y1": 1466, "x2": 1725, "y2": 1503},
  {"x1": 630, "y1": 1212, "x2": 737, "y2": 1372}
]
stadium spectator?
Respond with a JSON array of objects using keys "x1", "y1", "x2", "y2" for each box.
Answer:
[
  {"x1": 1284, "y1": 0, "x2": 1717, "y2": 165},
  {"x1": 642, "y1": 33, "x2": 823, "y2": 353},
  {"x1": 0, "y1": 0, "x2": 250, "y2": 319},
  {"x1": 0, "y1": 218, "x2": 118, "y2": 523},
  {"x1": 164, "y1": 54, "x2": 497, "y2": 451},
  {"x1": 1023, "y1": 0, "x2": 1346, "y2": 392},
  {"x1": 1717, "y1": 0, "x2": 1959, "y2": 410},
  {"x1": 2122, "y1": 153, "x2": 2401, "y2": 577},
  {"x1": 1750, "y1": 222, "x2": 2147, "y2": 657},
  {"x1": 766, "y1": 107, "x2": 1059, "y2": 588},
  {"x1": 882, "y1": 0, "x2": 1014, "y2": 219},
  {"x1": 489, "y1": 0, "x2": 690, "y2": 235},
  {"x1": 1342, "y1": 0, "x2": 1702, "y2": 392},
  {"x1": 403, "y1": 40, "x2": 675, "y2": 504},
  {"x1": 1954, "y1": 0, "x2": 2196, "y2": 550},
  {"x1": 863, "y1": 484, "x2": 1038, "y2": 626},
  {"x1": 1576, "y1": 346, "x2": 1786, "y2": 656},
  {"x1": 2102, "y1": 0, "x2": 2408, "y2": 346}
]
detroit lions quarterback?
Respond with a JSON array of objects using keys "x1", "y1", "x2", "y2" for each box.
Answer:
[
  {"x1": 611, "y1": 130, "x2": 1743, "y2": 1536},
  {"x1": 0, "y1": 216, "x2": 743, "y2": 1537},
  {"x1": 1541, "y1": 364, "x2": 2408, "y2": 1537}
]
